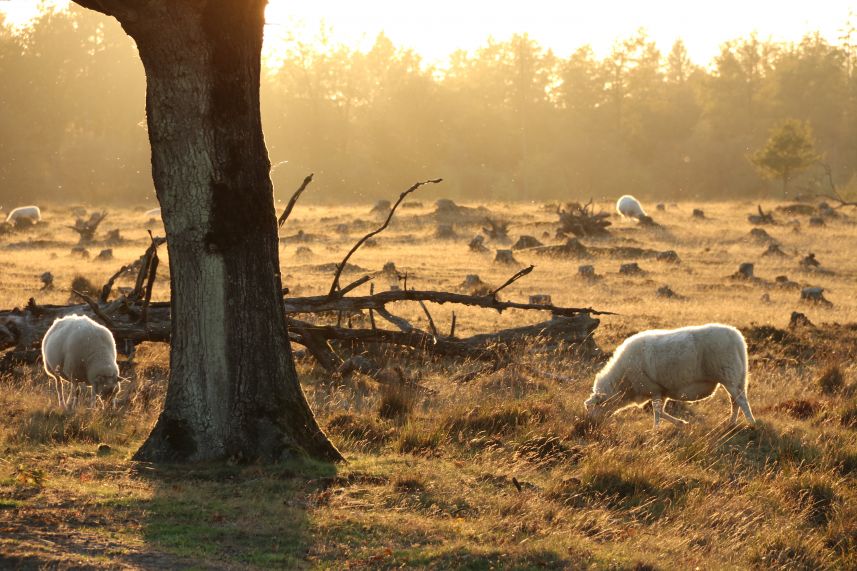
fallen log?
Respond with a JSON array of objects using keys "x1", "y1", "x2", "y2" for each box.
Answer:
[{"x1": 0, "y1": 298, "x2": 599, "y2": 369}]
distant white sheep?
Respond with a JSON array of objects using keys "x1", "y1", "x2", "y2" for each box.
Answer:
[
  {"x1": 584, "y1": 323, "x2": 756, "y2": 427},
  {"x1": 6, "y1": 205, "x2": 41, "y2": 226},
  {"x1": 616, "y1": 195, "x2": 646, "y2": 220},
  {"x1": 42, "y1": 315, "x2": 121, "y2": 409}
]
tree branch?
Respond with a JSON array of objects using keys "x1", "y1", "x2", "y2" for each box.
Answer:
[
  {"x1": 490, "y1": 265, "x2": 534, "y2": 298},
  {"x1": 72, "y1": 290, "x2": 117, "y2": 329},
  {"x1": 327, "y1": 178, "x2": 442, "y2": 297},
  {"x1": 284, "y1": 288, "x2": 613, "y2": 317},
  {"x1": 277, "y1": 173, "x2": 313, "y2": 227}
]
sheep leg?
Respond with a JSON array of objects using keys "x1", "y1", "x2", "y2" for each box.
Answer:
[
  {"x1": 652, "y1": 398, "x2": 662, "y2": 428},
  {"x1": 725, "y1": 386, "x2": 756, "y2": 425},
  {"x1": 736, "y1": 392, "x2": 756, "y2": 424},
  {"x1": 51, "y1": 374, "x2": 62, "y2": 408},
  {"x1": 653, "y1": 398, "x2": 688, "y2": 427},
  {"x1": 728, "y1": 395, "x2": 740, "y2": 425}
]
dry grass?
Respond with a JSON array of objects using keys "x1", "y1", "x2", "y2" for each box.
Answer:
[{"x1": 1, "y1": 199, "x2": 856, "y2": 569}]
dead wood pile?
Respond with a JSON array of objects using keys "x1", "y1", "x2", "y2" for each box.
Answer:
[
  {"x1": 556, "y1": 201, "x2": 611, "y2": 237},
  {"x1": 1, "y1": 178, "x2": 610, "y2": 379}
]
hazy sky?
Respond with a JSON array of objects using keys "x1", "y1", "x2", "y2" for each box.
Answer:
[{"x1": 3, "y1": 0, "x2": 856, "y2": 65}]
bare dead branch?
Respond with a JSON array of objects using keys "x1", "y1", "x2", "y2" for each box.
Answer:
[
  {"x1": 131, "y1": 234, "x2": 166, "y2": 300},
  {"x1": 284, "y1": 288, "x2": 614, "y2": 317},
  {"x1": 140, "y1": 248, "x2": 159, "y2": 325},
  {"x1": 490, "y1": 265, "x2": 535, "y2": 298},
  {"x1": 817, "y1": 163, "x2": 857, "y2": 208},
  {"x1": 277, "y1": 173, "x2": 314, "y2": 227},
  {"x1": 368, "y1": 283, "x2": 377, "y2": 330},
  {"x1": 337, "y1": 275, "x2": 373, "y2": 297},
  {"x1": 100, "y1": 264, "x2": 129, "y2": 302},
  {"x1": 375, "y1": 307, "x2": 414, "y2": 332},
  {"x1": 327, "y1": 178, "x2": 442, "y2": 297},
  {"x1": 418, "y1": 300, "x2": 439, "y2": 337},
  {"x1": 72, "y1": 289, "x2": 117, "y2": 329}
]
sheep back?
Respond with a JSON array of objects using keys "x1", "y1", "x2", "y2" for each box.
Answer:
[
  {"x1": 42, "y1": 314, "x2": 118, "y2": 384},
  {"x1": 616, "y1": 195, "x2": 646, "y2": 219},
  {"x1": 6, "y1": 205, "x2": 41, "y2": 223},
  {"x1": 594, "y1": 324, "x2": 747, "y2": 399}
]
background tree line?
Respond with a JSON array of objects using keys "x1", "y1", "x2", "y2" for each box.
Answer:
[{"x1": 1, "y1": 7, "x2": 856, "y2": 205}]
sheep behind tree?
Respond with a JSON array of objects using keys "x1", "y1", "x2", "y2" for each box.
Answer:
[{"x1": 42, "y1": 314, "x2": 122, "y2": 409}]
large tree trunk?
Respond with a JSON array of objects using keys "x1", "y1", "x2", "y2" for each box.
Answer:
[{"x1": 74, "y1": 1, "x2": 341, "y2": 462}]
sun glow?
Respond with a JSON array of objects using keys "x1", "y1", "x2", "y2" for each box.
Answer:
[
  {"x1": 0, "y1": 0, "x2": 68, "y2": 30},
  {"x1": 2, "y1": 0, "x2": 854, "y2": 67},
  {"x1": 262, "y1": 0, "x2": 857, "y2": 67}
]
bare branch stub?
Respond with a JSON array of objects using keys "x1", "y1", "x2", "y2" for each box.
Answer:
[
  {"x1": 418, "y1": 300, "x2": 439, "y2": 337},
  {"x1": 100, "y1": 264, "x2": 129, "y2": 302},
  {"x1": 327, "y1": 178, "x2": 442, "y2": 297},
  {"x1": 490, "y1": 265, "x2": 535, "y2": 299},
  {"x1": 278, "y1": 173, "x2": 314, "y2": 228},
  {"x1": 131, "y1": 234, "x2": 166, "y2": 300},
  {"x1": 816, "y1": 163, "x2": 857, "y2": 209},
  {"x1": 72, "y1": 289, "x2": 117, "y2": 329},
  {"x1": 140, "y1": 247, "x2": 160, "y2": 325}
]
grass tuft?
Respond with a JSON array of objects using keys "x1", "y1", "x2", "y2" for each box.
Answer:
[{"x1": 817, "y1": 364, "x2": 845, "y2": 394}]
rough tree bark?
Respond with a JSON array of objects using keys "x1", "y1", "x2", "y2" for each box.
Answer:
[{"x1": 71, "y1": 0, "x2": 341, "y2": 462}]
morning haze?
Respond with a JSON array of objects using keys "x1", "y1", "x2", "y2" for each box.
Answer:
[
  {"x1": 1, "y1": 2, "x2": 857, "y2": 569},
  {"x1": 1, "y1": 3, "x2": 856, "y2": 204}
]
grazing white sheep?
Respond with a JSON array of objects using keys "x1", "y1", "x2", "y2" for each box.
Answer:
[
  {"x1": 42, "y1": 315, "x2": 121, "y2": 409},
  {"x1": 615, "y1": 195, "x2": 646, "y2": 220},
  {"x1": 584, "y1": 323, "x2": 756, "y2": 428},
  {"x1": 6, "y1": 205, "x2": 41, "y2": 225}
]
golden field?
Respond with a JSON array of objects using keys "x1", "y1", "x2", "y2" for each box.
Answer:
[{"x1": 1, "y1": 198, "x2": 856, "y2": 570}]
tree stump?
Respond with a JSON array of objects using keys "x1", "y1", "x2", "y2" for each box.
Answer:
[
  {"x1": 512, "y1": 235, "x2": 543, "y2": 250},
  {"x1": 789, "y1": 311, "x2": 814, "y2": 329},
  {"x1": 69, "y1": 211, "x2": 107, "y2": 245},
  {"x1": 494, "y1": 249, "x2": 518, "y2": 265},
  {"x1": 458, "y1": 274, "x2": 493, "y2": 296},
  {"x1": 800, "y1": 253, "x2": 820, "y2": 268},
  {"x1": 762, "y1": 243, "x2": 787, "y2": 257},
  {"x1": 692, "y1": 208, "x2": 705, "y2": 219},
  {"x1": 370, "y1": 200, "x2": 392, "y2": 216},
  {"x1": 578, "y1": 264, "x2": 599, "y2": 280},
  {"x1": 105, "y1": 229, "x2": 124, "y2": 246},
  {"x1": 71, "y1": 246, "x2": 90, "y2": 258},
  {"x1": 435, "y1": 224, "x2": 458, "y2": 240},
  {"x1": 469, "y1": 235, "x2": 488, "y2": 253},
  {"x1": 557, "y1": 201, "x2": 612, "y2": 237},
  {"x1": 619, "y1": 262, "x2": 644, "y2": 275},
  {"x1": 295, "y1": 246, "x2": 313, "y2": 259},
  {"x1": 40, "y1": 272, "x2": 54, "y2": 290},
  {"x1": 656, "y1": 285, "x2": 680, "y2": 298},
  {"x1": 733, "y1": 262, "x2": 754, "y2": 279},
  {"x1": 775, "y1": 275, "x2": 800, "y2": 289},
  {"x1": 483, "y1": 218, "x2": 511, "y2": 242},
  {"x1": 638, "y1": 215, "x2": 659, "y2": 227},
  {"x1": 747, "y1": 205, "x2": 774, "y2": 225},
  {"x1": 801, "y1": 286, "x2": 832, "y2": 306},
  {"x1": 95, "y1": 248, "x2": 114, "y2": 262},
  {"x1": 749, "y1": 228, "x2": 775, "y2": 243},
  {"x1": 656, "y1": 250, "x2": 680, "y2": 263}
]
